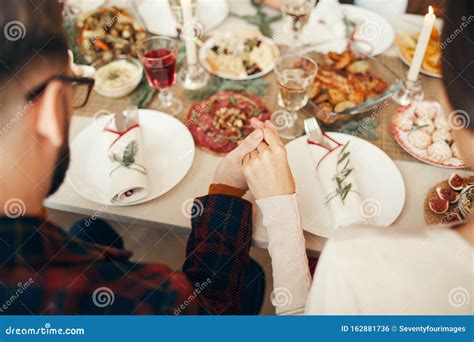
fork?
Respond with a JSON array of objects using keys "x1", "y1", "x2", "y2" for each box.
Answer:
[{"x1": 304, "y1": 117, "x2": 332, "y2": 149}]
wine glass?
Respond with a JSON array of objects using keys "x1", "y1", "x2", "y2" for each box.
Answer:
[
  {"x1": 271, "y1": 55, "x2": 318, "y2": 140},
  {"x1": 137, "y1": 36, "x2": 183, "y2": 116},
  {"x1": 281, "y1": 0, "x2": 316, "y2": 49}
]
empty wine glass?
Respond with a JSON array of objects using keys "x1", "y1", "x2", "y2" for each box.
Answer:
[
  {"x1": 281, "y1": 0, "x2": 316, "y2": 49},
  {"x1": 271, "y1": 55, "x2": 318, "y2": 139}
]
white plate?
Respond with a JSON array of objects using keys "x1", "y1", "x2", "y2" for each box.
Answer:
[
  {"x1": 276, "y1": 4, "x2": 394, "y2": 56},
  {"x1": 199, "y1": 35, "x2": 280, "y2": 80},
  {"x1": 344, "y1": 5, "x2": 395, "y2": 56},
  {"x1": 136, "y1": 0, "x2": 229, "y2": 37},
  {"x1": 68, "y1": 0, "x2": 105, "y2": 12},
  {"x1": 391, "y1": 101, "x2": 466, "y2": 169},
  {"x1": 67, "y1": 109, "x2": 195, "y2": 206},
  {"x1": 286, "y1": 133, "x2": 405, "y2": 237}
]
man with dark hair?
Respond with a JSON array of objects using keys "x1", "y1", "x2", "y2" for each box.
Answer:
[{"x1": 0, "y1": 0, "x2": 265, "y2": 315}]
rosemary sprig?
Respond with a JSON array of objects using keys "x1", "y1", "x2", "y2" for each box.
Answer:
[
  {"x1": 109, "y1": 141, "x2": 147, "y2": 177},
  {"x1": 131, "y1": 77, "x2": 157, "y2": 108},
  {"x1": 325, "y1": 142, "x2": 357, "y2": 206},
  {"x1": 411, "y1": 123, "x2": 429, "y2": 131}
]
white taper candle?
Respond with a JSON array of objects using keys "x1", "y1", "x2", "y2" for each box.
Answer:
[
  {"x1": 407, "y1": 6, "x2": 436, "y2": 82},
  {"x1": 181, "y1": 0, "x2": 198, "y2": 66}
]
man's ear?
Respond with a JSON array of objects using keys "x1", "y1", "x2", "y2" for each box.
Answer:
[{"x1": 35, "y1": 81, "x2": 65, "y2": 147}]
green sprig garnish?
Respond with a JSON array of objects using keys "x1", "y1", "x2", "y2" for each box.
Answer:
[
  {"x1": 186, "y1": 77, "x2": 268, "y2": 101},
  {"x1": 325, "y1": 142, "x2": 357, "y2": 205},
  {"x1": 109, "y1": 140, "x2": 147, "y2": 177}
]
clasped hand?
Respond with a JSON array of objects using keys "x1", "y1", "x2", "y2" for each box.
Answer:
[{"x1": 212, "y1": 118, "x2": 295, "y2": 200}]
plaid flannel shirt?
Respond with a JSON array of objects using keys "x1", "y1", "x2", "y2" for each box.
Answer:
[{"x1": 0, "y1": 194, "x2": 252, "y2": 315}]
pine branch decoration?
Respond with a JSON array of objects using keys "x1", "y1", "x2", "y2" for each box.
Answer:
[
  {"x1": 187, "y1": 77, "x2": 269, "y2": 101},
  {"x1": 109, "y1": 141, "x2": 146, "y2": 177}
]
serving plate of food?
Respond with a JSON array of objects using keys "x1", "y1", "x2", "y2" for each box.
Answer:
[
  {"x1": 394, "y1": 27, "x2": 442, "y2": 78},
  {"x1": 184, "y1": 91, "x2": 272, "y2": 155},
  {"x1": 301, "y1": 43, "x2": 402, "y2": 126},
  {"x1": 199, "y1": 31, "x2": 280, "y2": 81},
  {"x1": 424, "y1": 173, "x2": 473, "y2": 225},
  {"x1": 391, "y1": 101, "x2": 466, "y2": 169},
  {"x1": 75, "y1": 6, "x2": 147, "y2": 64}
]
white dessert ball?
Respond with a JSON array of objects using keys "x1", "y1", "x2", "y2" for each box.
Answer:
[
  {"x1": 414, "y1": 118, "x2": 435, "y2": 134},
  {"x1": 409, "y1": 130, "x2": 432, "y2": 150},
  {"x1": 432, "y1": 129, "x2": 453, "y2": 143},
  {"x1": 427, "y1": 141, "x2": 453, "y2": 162}
]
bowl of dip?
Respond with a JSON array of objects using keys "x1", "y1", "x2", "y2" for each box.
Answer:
[{"x1": 93, "y1": 56, "x2": 143, "y2": 98}]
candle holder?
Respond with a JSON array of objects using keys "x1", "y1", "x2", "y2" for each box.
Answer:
[
  {"x1": 178, "y1": 61, "x2": 209, "y2": 90},
  {"x1": 392, "y1": 79, "x2": 424, "y2": 106},
  {"x1": 177, "y1": 16, "x2": 209, "y2": 90}
]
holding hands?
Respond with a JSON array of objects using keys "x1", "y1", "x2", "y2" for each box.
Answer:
[
  {"x1": 212, "y1": 117, "x2": 295, "y2": 200},
  {"x1": 242, "y1": 119, "x2": 295, "y2": 200}
]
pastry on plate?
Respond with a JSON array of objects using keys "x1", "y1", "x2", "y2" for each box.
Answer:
[{"x1": 391, "y1": 101, "x2": 466, "y2": 168}]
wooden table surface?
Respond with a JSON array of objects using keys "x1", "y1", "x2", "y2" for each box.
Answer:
[{"x1": 46, "y1": 3, "x2": 464, "y2": 254}]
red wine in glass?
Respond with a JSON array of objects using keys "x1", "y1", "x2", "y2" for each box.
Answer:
[
  {"x1": 143, "y1": 48, "x2": 177, "y2": 89},
  {"x1": 137, "y1": 36, "x2": 183, "y2": 116}
]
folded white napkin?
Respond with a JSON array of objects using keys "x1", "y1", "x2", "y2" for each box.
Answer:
[
  {"x1": 102, "y1": 115, "x2": 149, "y2": 205},
  {"x1": 306, "y1": 135, "x2": 367, "y2": 230},
  {"x1": 312, "y1": 0, "x2": 346, "y2": 42},
  {"x1": 273, "y1": 0, "x2": 346, "y2": 47}
]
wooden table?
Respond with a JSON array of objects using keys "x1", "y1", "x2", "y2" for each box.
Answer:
[{"x1": 45, "y1": 2, "x2": 466, "y2": 255}]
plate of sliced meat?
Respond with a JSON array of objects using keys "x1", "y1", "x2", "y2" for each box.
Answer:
[{"x1": 184, "y1": 91, "x2": 272, "y2": 155}]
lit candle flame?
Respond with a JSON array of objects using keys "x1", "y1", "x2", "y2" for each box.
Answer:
[{"x1": 428, "y1": 6, "x2": 433, "y2": 14}]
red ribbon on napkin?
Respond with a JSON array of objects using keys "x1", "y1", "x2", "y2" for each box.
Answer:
[{"x1": 103, "y1": 124, "x2": 140, "y2": 148}]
